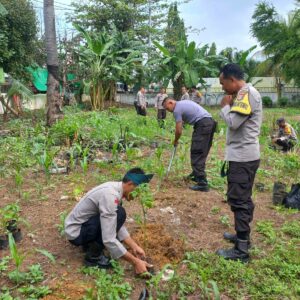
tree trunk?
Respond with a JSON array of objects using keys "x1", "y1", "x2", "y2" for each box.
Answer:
[
  {"x1": 275, "y1": 77, "x2": 282, "y2": 100},
  {"x1": 44, "y1": 0, "x2": 63, "y2": 126},
  {"x1": 173, "y1": 74, "x2": 184, "y2": 101}
]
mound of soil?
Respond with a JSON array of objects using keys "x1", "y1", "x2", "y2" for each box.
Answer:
[{"x1": 131, "y1": 223, "x2": 185, "y2": 268}]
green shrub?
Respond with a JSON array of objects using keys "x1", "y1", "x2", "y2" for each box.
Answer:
[
  {"x1": 262, "y1": 96, "x2": 272, "y2": 107},
  {"x1": 278, "y1": 97, "x2": 289, "y2": 107}
]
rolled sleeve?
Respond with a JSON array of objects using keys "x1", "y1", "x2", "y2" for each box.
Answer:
[{"x1": 117, "y1": 225, "x2": 130, "y2": 241}]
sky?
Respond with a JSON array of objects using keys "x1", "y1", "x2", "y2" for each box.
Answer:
[
  {"x1": 36, "y1": 0, "x2": 296, "y2": 52},
  {"x1": 179, "y1": 0, "x2": 296, "y2": 52}
]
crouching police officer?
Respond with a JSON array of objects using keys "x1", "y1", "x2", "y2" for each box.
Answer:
[
  {"x1": 217, "y1": 64, "x2": 262, "y2": 262},
  {"x1": 65, "y1": 168, "x2": 153, "y2": 275}
]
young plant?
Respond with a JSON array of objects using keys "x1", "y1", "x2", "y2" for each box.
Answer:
[
  {"x1": 80, "y1": 146, "x2": 90, "y2": 174},
  {"x1": 14, "y1": 166, "x2": 24, "y2": 199},
  {"x1": 8, "y1": 233, "x2": 26, "y2": 284},
  {"x1": 56, "y1": 211, "x2": 68, "y2": 236},
  {"x1": 130, "y1": 183, "x2": 154, "y2": 244},
  {"x1": 38, "y1": 148, "x2": 56, "y2": 182},
  {"x1": 0, "y1": 203, "x2": 21, "y2": 235}
]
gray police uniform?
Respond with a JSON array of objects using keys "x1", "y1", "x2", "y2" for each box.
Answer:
[
  {"x1": 65, "y1": 182, "x2": 129, "y2": 259},
  {"x1": 136, "y1": 91, "x2": 147, "y2": 116},
  {"x1": 155, "y1": 93, "x2": 168, "y2": 123},
  {"x1": 220, "y1": 83, "x2": 262, "y2": 239},
  {"x1": 173, "y1": 100, "x2": 217, "y2": 181},
  {"x1": 180, "y1": 92, "x2": 190, "y2": 101}
]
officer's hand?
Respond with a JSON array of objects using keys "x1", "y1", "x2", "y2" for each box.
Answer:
[
  {"x1": 221, "y1": 95, "x2": 233, "y2": 107},
  {"x1": 173, "y1": 139, "x2": 179, "y2": 146},
  {"x1": 134, "y1": 258, "x2": 152, "y2": 275},
  {"x1": 132, "y1": 245, "x2": 145, "y2": 258}
]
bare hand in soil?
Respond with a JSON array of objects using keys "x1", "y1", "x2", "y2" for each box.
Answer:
[
  {"x1": 135, "y1": 259, "x2": 152, "y2": 275},
  {"x1": 132, "y1": 245, "x2": 146, "y2": 258}
]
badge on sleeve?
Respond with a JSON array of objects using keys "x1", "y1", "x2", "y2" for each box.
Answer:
[
  {"x1": 230, "y1": 90, "x2": 252, "y2": 115},
  {"x1": 114, "y1": 198, "x2": 120, "y2": 205}
]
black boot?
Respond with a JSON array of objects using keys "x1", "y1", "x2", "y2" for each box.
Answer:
[
  {"x1": 189, "y1": 178, "x2": 209, "y2": 192},
  {"x1": 84, "y1": 253, "x2": 112, "y2": 269},
  {"x1": 223, "y1": 232, "x2": 237, "y2": 243},
  {"x1": 223, "y1": 232, "x2": 252, "y2": 247},
  {"x1": 216, "y1": 239, "x2": 250, "y2": 263},
  {"x1": 84, "y1": 241, "x2": 112, "y2": 269}
]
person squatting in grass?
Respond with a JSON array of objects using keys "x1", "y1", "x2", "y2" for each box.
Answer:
[
  {"x1": 271, "y1": 117, "x2": 298, "y2": 152},
  {"x1": 217, "y1": 63, "x2": 262, "y2": 262},
  {"x1": 64, "y1": 168, "x2": 153, "y2": 275},
  {"x1": 162, "y1": 97, "x2": 217, "y2": 192}
]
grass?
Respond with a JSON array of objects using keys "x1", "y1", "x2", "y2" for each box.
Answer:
[{"x1": 0, "y1": 106, "x2": 299, "y2": 299}]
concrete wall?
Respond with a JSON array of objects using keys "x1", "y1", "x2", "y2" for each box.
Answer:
[{"x1": 0, "y1": 94, "x2": 47, "y2": 114}]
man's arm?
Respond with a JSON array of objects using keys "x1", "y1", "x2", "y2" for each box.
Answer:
[
  {"x1": 220, "y1": 95, "x2": 249, "y2": 130},
  {"x1": 174, "y1": 121, "x2": 183, "y2": 146}
]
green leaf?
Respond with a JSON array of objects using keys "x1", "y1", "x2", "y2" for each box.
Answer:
[
  {"x1": 187, "y1": 41, "x2": 196, "y2": 60},
  {"x1": 35, "y1": 249, "x2": 56, "y2": 264},
  {"x1": 153, "y1": 41, "x2": 171, "y2": 57}
]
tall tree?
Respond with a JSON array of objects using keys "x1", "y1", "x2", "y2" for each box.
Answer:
[
  {"x1": 44, "y1": 0, "x2": 63, "y2": 126},
  {"x1": 251, "y1": 1, "x2": 300, "y2": 86},
  {"x1": 0, "y1": 0, "x2": 38, "y2": 79},
  {"x1": 70, "y1": 0, "x2": 169, "y2": 42},
  {"x1": 164, "y1": 2, "x2": 187, "y2": 54}
]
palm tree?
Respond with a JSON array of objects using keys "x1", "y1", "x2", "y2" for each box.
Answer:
[{"x1": 44, "y1": 0, "x2": 63, "y2": 126}]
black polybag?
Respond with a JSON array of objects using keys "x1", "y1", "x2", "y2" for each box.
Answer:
[{"x1": 283, "y1": 184, "x2": 300, "y2": 210}]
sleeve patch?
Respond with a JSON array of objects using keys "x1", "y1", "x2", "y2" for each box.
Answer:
[{"x1": 230, "y1": 92, "x2": 252, "y2": 115}]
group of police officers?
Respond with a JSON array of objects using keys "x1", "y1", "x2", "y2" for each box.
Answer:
[{"x1": 64, "y1": 63, "x2": 297, "y2": 276}]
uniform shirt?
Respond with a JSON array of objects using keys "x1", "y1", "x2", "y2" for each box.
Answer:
[
  {"x1": 278, "y1": 123, "x2": 297, "y2": 140},
  {"x1": 155, "y1": 93, "x2": 168, "y2": 109},
  {"x1": 180, "y1": 92, "x2": 190, "y2": 101},
  {"x1": 220, "y1": 83, "x2": 262, "y2": 162},
  {"x1": 173, "y1": 100, "x2": 211, "y2": 125},
  {"x1": 65, "y1": 182, "x2": 129, "y2": 259},
  {"x1": 137, "y1": 91, "x2": 146, "y2": 107},
  {"x1": 191, "y1": 91, "x2": 203, "y2": 104}
]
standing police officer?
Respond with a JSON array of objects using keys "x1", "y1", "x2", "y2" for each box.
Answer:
[{"x1": 217, "y1": 64, "x2": 262, "y2": 262}]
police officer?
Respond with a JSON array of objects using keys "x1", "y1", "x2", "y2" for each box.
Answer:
[
  {"x1": 65, "y1": 168, "x2": 153, "y2": 275},
  {"x1": 136, "y1": 87, "x2": 147, "y2": 116},
  {"x1": 163, "y1": 97, "x2": 217, "y2": 191},
  {"x1": 217, "y1": 64, "x2": 262, "y2": 262},
  {"x1": 155, "y1": 87, "x2": 168, "y2": 128},
  {"x1": 180, "y1": 86, "x2": 190, "y2": 101},
  {"x1": 272, "y1": 117, "x2": 297, "y2": 152},
  {"x1": 190, "y1": 86, "x2": 203, "y2": 104}
]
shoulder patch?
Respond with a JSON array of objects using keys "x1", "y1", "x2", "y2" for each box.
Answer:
[{"x1": 230, "y1": 92, "x2": 252, "y2": 115}]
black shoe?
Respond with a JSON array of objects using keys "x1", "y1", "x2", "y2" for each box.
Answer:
[
  {"x1": 216, "y1": 239, "x2": 250, "y2": 263},
  {"x1": 84, "y1": 254, "x2": 112, "y2": 269},
  {"x1": 189, "y1": 183, "x2": 209, "y2": 192},
  {"x1": 138, "y1": 288, "x2": 149, "y2": 300},
  {"x1": 223, "y1": 232, "x2": 237, "y2": 243},
  {"x1": 223, "y1": 232, "x2": 252, "y2": 247}
]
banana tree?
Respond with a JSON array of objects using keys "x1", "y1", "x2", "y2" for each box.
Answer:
[
  {"x1": 152, "y1": 40, "x2": 220, "y2": 99},
  {"x1": 74, "y1": 25, "x2": 142, "y2": 110}
]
